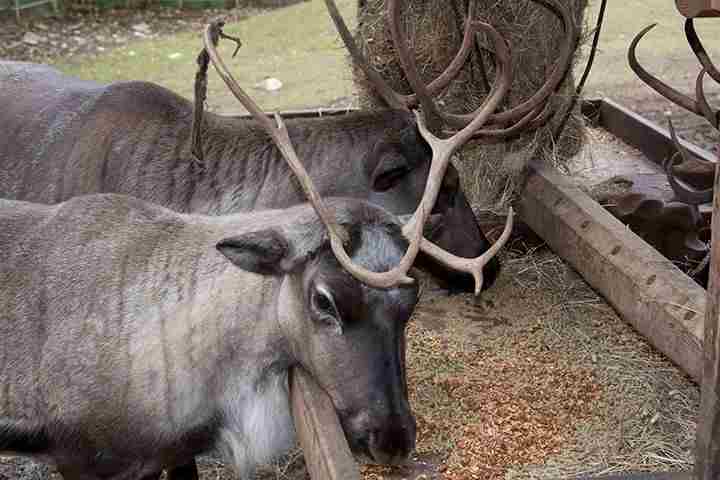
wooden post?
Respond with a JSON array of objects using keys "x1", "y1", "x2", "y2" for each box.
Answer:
[
  {"x1": 290, "y1": 367, "x2": 361, "y2": 480},
  {"x1": 695, "y1": 162, "x2": 720, "y2": 479},
  {"x1": 676, "y1": 0, "x2": 720, "y2": 17}
]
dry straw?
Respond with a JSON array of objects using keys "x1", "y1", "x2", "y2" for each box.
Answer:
[{"x1": 354, "y1": 0, "x2": 591, "y2": 212}]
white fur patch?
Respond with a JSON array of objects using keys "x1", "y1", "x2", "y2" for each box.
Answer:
[{"x1": 217, "y1": 372, "x2": 295, "y2": 477}]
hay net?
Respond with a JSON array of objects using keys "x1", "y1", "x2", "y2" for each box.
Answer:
[{"x1": 353, "y1": 0, "x2": 590, "y2": 213}]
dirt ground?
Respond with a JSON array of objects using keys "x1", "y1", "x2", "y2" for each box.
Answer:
[{"x1": 0, "y1": 1, "x2": 714, "y2": 479}]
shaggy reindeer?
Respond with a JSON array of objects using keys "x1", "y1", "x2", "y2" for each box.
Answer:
[
  {"x1": 0, "y1": 18, "x2": 517, "y2": 479},
  {"x1": 0, "y1": 0, "x2": 574, "y2": 294},
  {"x1": 0, "y1": 194, "x2": 423, "y2": 479}
]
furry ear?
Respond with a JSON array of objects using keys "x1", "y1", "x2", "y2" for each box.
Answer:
[{"x1": 217, "y1": 230, "x2": 290, "y2": 275}]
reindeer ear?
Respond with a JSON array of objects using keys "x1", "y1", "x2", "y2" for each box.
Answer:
[{"x1": 217, "y1": 230, "x2": 290, "y2": 275}]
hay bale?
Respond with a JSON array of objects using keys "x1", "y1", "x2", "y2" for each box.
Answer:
[{"x1": 354, "y1": 0, "x2": 590, "y2": 211}]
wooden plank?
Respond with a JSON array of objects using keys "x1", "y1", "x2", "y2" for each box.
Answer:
[
  {"x1": 591, "y1": 98, "x2": 716, "y2": 167},
  {"x1": 290, "y1": 367, "x2": 361, "y2": 480},
  {"x1": 695, "y1": 163, "x2": 720, "y2": 479},
  {"x1": 518, "y1": 161, "x2": 707, "y2": 381},
  {"x1": 676, "y1": 0, "x2": 720, "y2": 17}
]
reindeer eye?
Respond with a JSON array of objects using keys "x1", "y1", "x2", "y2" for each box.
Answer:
[{"x1": 312, "y1": 290, "x2": 336, "y2": 317}]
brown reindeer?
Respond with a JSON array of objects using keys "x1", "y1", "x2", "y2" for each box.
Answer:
[
  {"x1": 0, "y1": 15, "x2": 524, "y2": 479},
  {"x1": 0, "y1": 0, "x2": 574, "y2": 295}
]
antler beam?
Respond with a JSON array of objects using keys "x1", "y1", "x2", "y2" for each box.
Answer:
[{"x1": 202, "y1": 10, "x2": 516, "y2": 293}]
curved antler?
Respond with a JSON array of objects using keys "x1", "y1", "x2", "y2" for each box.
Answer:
[
  {"x1": 323, "y1": 0, "x2": 479, "y2": 111},
  {"x1": 695, "y1": 68, "x2": 720, "y2": 129},
  {"x1": 665, "y1": 117, "x2": 715, "y2": 205},
  {"x1": 203, "y1": 21, "x2": 419, "y2": 287},
  {"x1": 400, "y1": 27, "x2": 513, "y2": 241},
  {"x1": 203, "y1": 19, "x2": 514, "y2": 294},
  {"x1": 629, "y1": 24, "x2": 703, "y2": 116},
  {"x1": 418, "y1": 208, "x2": 515, "y2": 295},
  {"x1": 383, "y1": 0, "x2": 575, "y2": 134},
  {"x1": 685, "y1": 19, "x2": 720, "y2": 85},
  {"x1": 484, "y1": 0, "x2": 578, "y2": 129}
]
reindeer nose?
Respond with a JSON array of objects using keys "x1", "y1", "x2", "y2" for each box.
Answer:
[{"x1": 367, "y1": 415, "x2": 416, "y2": 465}]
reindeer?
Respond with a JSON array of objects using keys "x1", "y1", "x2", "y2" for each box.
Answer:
[
  {"x1": 0, "y1": 0, "x2": 575, "y2": 294},
  {"x1": 0, "y1": 17, "x2": 519, "y2": 479}
]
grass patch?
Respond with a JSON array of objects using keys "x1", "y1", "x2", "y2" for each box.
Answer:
[{"x1": 55, "y1": 0, "x2": 356, "y2": 113}]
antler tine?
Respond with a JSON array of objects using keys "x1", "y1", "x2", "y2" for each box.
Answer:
[
  {"x1": 685, "y1": 19, "x2": 720, "y2": 86},
  {"x1": 203, "y1": 21, "x2": 423, "y2": 288},
  {"x1": 401, "y1": 29, "x2": 512, "y2": 243},
  {"x1": 696, "y1": 69, "x2": 720, "y2": 129},
  {"x1": 419, "y1": 208, "x2": 515, "y2": 295},
  {"x1": 323, "y1": 0, "x2": 477, "y2": 111},
  {"x1": 666, "y1": 117, "x2": 715, "y2": 205},
  {"x1": 629, "y1": 24, "x2": 702, "y2": 115}
]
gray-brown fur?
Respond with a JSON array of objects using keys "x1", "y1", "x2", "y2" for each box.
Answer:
[
  {"x1": 0, "y1": 61, "x2": 497, "y2": 292},
  {"x1": 0, "y1": 194, "x2": 418, "y2": 479}
]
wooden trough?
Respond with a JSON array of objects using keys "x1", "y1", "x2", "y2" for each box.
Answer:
[{"x1": 519, "y1": 98, "x2": 710, "y2": 383}]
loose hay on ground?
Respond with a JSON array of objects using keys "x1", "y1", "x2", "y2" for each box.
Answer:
[{"x1": 392, "y1": 243, "x2": 698, "y2": 480}]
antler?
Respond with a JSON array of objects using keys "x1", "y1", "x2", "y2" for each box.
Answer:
[
  {"x1": 323, "y1": 0, "x2": 480, "y2": 111},
  {"x1": 665, "y1": 118, "x2": 715, "y2": 205},
  {"x1": 327, "y1": 0, "x2": 576, "y2": 136},
  {"x1": 400, "y1": 27, "x2": 513, "y2": 239},
  {"x1": 685, "y1": 19, "x2": 720, "y2": 86},
  {"x1": 629, "y1": 24, "x2": 720, "y2": 129},
  {"x1": 202, "y1": 20, "x2": 514, "y2": 294},
  {"x1": 204, "y1": 21, "x2": 421, "y2": 288},
  {"x1": 419, "y1": 207, "x2": 515, "y2": 295}
]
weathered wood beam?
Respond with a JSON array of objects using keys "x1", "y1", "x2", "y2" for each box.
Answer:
[
  {"x1": 695, "y1": 162, "x2": 720, "y2": 479},
  {"x1": 586, "y1": 98, "x2": 716, "y2": 167},
  {"x1": 518, "y1": 161, "x2": 707, "y2": 381},
  {"x1": 290, "y1": 367, "x2": 361, "y2": 480}
]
